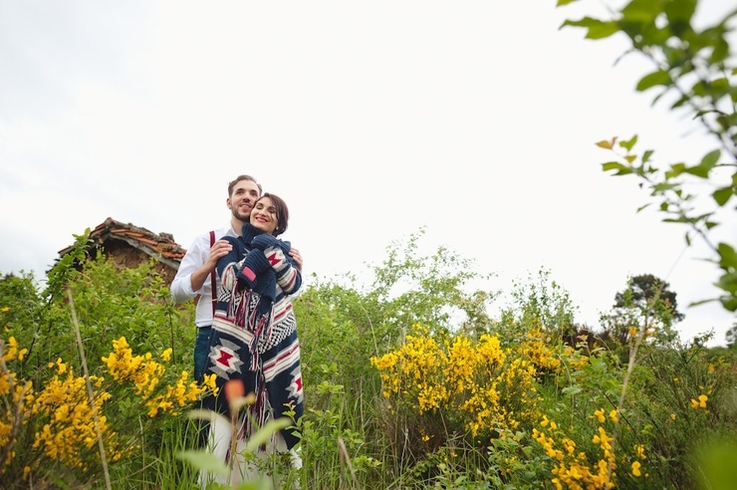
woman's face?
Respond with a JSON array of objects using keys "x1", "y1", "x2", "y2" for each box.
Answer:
[{"x1": 250, "y1": 196, "x2": 278, "y2": 235}]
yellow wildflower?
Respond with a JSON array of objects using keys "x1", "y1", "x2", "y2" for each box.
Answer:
[
  {"x1": 690, "y1": 394, "x2": 708, "y2": 409},
  {"x1": 593, "y1": 409, "x2": 605, "y2": 423},
  {"x1": 609, "y1": 409, "x2": 619, "y2": 423},
  {"x1": 635, "y1": 444, "x2": 646, "y2": 460},
  {"x1": 631, "y1": 461, "x2": 642, "y2": 477}
]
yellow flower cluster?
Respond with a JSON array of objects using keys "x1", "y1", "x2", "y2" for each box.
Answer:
[
  {"x1": 1, "y1": 340, "x2": 126, "y2": 476},
  {"x1": 520, "y1": 329, "x2": 562, "y2": 373},
  {"x1": 534, "y1": 409, "x2": 649, "y2": 489},
  {"x1": 690, "y1": 394, "x2": 708, "y2": 409},
  {"x1": 561, "y1": 345, "x2": 589, "y2": 372},
  {"x1": 533, "y1": 416, "x2": 616, "y2": 490},
  {"x1": 1, "y1": 337, "x2": 27, "y2": 363},
  {"x1": 102, "y1": 337, "x2": 216, "y2": 417},
  {"x1": 0, "y1": 337, "x2": 33, "y2": 469},
  {"x1": 1, "y1": 335, "x2": 216, "y2": 480},
  {"x1": 370, "y1": 324, "x2": 539, "y2": 437},
  {"x1": 31, "y1": 359, "x2": 121, "y2": 470}
]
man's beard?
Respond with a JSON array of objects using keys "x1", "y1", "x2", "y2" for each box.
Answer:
[{"x1": 231, "y1": 206, "x2": 251, "y2": 222}]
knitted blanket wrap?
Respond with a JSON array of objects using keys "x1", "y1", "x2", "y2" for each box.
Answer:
[
  {"x1": 204, "y1": 258, "x2": 303, "y2": 449},
  {"x1": 216, "y1": 262, "x2": 297, "y2": 352}
]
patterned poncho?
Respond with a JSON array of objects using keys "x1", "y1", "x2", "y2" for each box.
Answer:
[{"x1": 202, "y1": 223, "x2": 304, "y2": 449}]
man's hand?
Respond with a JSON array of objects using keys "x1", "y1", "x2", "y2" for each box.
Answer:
[
  {"x1": 289, "y1": 247, "x2": 303, "y2": 272},
  {"x1": 205, "y1": 239, "x2": 234, "y2": 271},
  {"x1": 188, "y1": 239, "x2": 234, "y2": 293}
]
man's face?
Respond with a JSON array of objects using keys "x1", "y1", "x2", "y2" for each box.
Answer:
[{"x1": 227, "y1": 179, "x2": 261, "y2": 222}]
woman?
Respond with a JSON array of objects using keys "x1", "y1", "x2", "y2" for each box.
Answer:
[{"x1": 201, "y1": 193, "x2": 303, "y2": 485}]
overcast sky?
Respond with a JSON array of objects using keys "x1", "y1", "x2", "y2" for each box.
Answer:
[{"x1": 1, "y1": 1, "x2": 735, "y2": 346}]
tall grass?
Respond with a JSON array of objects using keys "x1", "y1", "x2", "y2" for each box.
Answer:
[{"x1": 2, "y1": 240, "x2": 737, "y2": 489}]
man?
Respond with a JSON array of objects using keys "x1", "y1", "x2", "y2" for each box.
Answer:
[{"x1": 171, "y1": 174, "x2": 303, "y2": 382}]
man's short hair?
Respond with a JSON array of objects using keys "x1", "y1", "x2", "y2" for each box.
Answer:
[{"x1": 228, "y1": 175, "x2": 262, "y2": 197}]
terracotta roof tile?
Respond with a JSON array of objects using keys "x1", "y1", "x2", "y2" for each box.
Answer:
[{"x1": 58, "y1": 217, "x2": 188, "y2": 268}]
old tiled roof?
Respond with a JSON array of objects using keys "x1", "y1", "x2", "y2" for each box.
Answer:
[{"x1": 58, "y1": 217, "x2": 186, "y2": 270}]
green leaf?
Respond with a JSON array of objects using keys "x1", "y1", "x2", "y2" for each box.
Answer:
[
  {"x1": 700, "y1": 149, "x2": 721, "y2": 169},
  {"x1": 671, "y1": 94, "x2": 689, "y2": 109},
  {"x1": 636, "y1": 70, "x2": 671, "y2": 91},
  {"x1": 586, "y1": 21, "x2": 620, "y2": 39},
  {"x1": 556, "y1": 0, "x2": 580, "y2": 5},
  {"x1": 619, "y1": 134, "x2": 638, "y2": 151},
  {"x1": 717, "y1": 243, "x2": 737, "y2": 269},
  {"x1": 652, "y1": 182, "x2": 679, "y2": 193},
  {"x1": 561, "y1": 17, "x2": 619, "y2": 39},
  {"x1": 621, "y1": 0, "x2": 661, "y2": 23},
  {"x1": 562, "y1": 385, "x2": 582, "y2": 396},
  {"x1": 711, "y1": 38, "x2": 730, "y2": 64},
  {"x1": 681, "y1": 150, "x2": 721, "y2": 179},
  {"x1": 684, "y1": 165, "x2": 710, "y2": 178},
  {"x1": 664, "y1": 0, "x2": 697, "y2": 35},
  {"x1": 177, "y1": 450, "x2": 229, "y2": 475},
  {"x1": 602, "y1": 161, "x2": 633, "y2": 175},
  {"x1": 713, "y1": 187, "x2": 734, "y2": 207},
  {"x1": 665, "y1": 0, "x2": 697, "y2": 22},
  {"x1": 641, "y1": 149, "x2": 654, "y2": 163},
  {"x1": 244, "y1": 417, "x2": 293, "y2": 453},
  {"x1": 665, "y1": 162, "x2": 686, "y2": 179},
  {"x1": 234, "y1": 479, "x2": 272, "y2": 490}
]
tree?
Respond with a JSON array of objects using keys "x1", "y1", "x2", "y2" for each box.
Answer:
[
  {"x1": 603, "y1": 273, "x2": 684, "y2": 345},
  {"x1": 614, "y1": 273, "x2": 685, "y2": 322}
]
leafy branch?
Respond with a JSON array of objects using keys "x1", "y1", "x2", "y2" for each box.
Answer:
[{"x1": 557, "y1": 0, "x2": 737, "y2": 312}]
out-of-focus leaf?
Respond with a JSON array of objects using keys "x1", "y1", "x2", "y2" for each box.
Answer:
[
  {"x1": 636, "y1": 70, "x2": 671, "y2": 91},
  {"x1": 596, "y1": 138, "x2": 617, "y2": 149},
  {"x1": 177, "y1": 450, "x2": 229, "y2": 476},
  {"x1": 700, "y1": 149, "x2": 721, "y2": 169},
  {"x1": 713, "y1": 187, "x2": 733, "y2": 207},
  {"x1": 243, "y1": 417, "x2": 293, "y2": 453},
  {"x1": 619, "y1": 135, "x2": 638, "y2": 151},
  {"x1": 602, "y1": 162, "x2": 633, "y2": 175},
  {"x1": 561, "y1": 17, "x2": 619, "y2": 39},
  {"x1": 621, "y1": 0, "x2": 661, "y2": 23}
]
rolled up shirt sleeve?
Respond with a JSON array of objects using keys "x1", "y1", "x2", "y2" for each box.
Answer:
[{"x1": 170, "y1": 233, "x2": 210, "y2": 303}]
